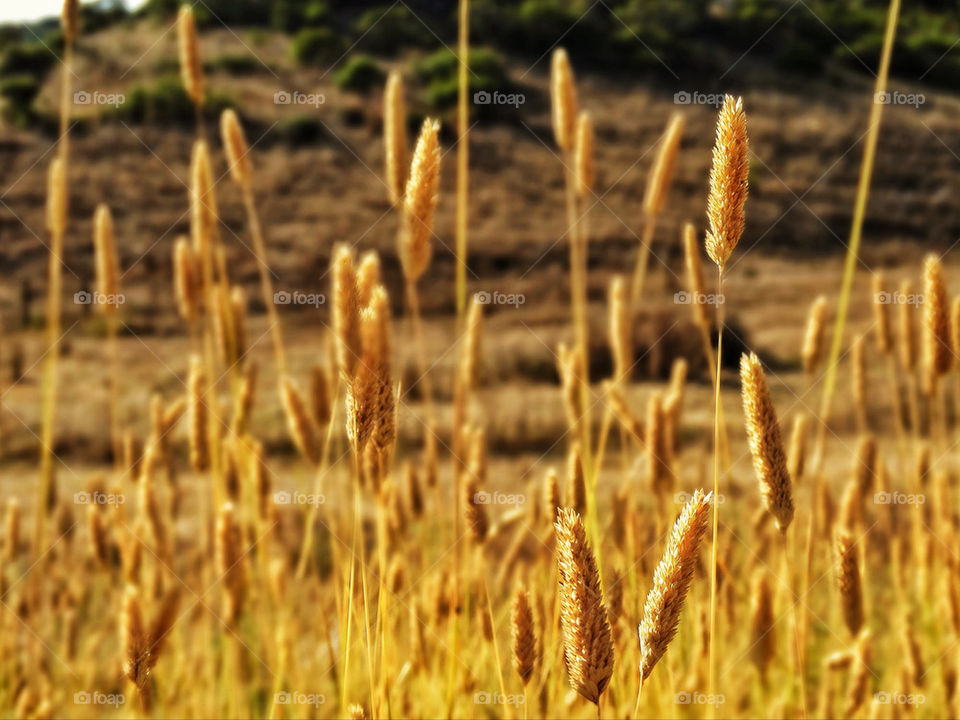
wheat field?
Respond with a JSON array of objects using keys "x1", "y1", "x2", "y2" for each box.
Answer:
[{"x1": 3, "y1": 0, "x2": 960, "y2": 718}]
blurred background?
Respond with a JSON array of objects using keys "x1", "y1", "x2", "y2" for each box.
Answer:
[{"x1": 0, "y1": 0, "x2": 956, "y2": 462}]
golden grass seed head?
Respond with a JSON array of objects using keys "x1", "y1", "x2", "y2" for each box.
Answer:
[
  {"x1": 555, "y1": 507, "x2": 614, "y2": 704},
  {"x1": 574, "y1": 111, "x2": 594, "y2": 197},
  {"x1": 173, "y1": 236, "x2": 200, "y2": 323},
  {"x1": 550, "y1": 48, "x2": 577, "y2": 151},
  {"x1": 608, "y1": 276, "x2": 630, "y2": 381},
  {"x1": 177, "y1": 5, "x2": 204, "y2": 107},
  {"x1": 787, "y1": 412, "x2": 810, "y2": 483},
  {"x1": 740, "y1": 352, "x2": 794, "y2": 533},
  {"x1": 189, "y1": 140, "x2": 217, "y2": 275},
  {"x1": 309, "y1": 364, "x2": 332, "y2": 429},
  {"x1": 62, "y1": 0, "x2": 79, "y2": 42},
  {"x1": 512, "y1": 587, "x2": 537, "y2": 685},
  {"x1": 220, "y1": 109, "x2": 251, "y2": 188},
  {"x1": 349, "y1": 703, "x2": 369, "y2": 720},
  {"x1": 852, "y1": 434, "x2": 878, "y2": 496},
  {"x1": 401, "y1": 118, "x2": 441, "y2": 282},
  {"x1": 216, "y1": 502, "x2": 246, "y2": 625},
  {"x1": 5, "y1": 498, "x2": 20, "y2": 561},
  {"x1": 357, "y1": 250, "x2": 382, "y2": 308},
  {"x1": 647, "y1": 392, "x2": 674, "y2": 497},
  {"x1": 639, "y1": 489, "x2": 712, "y2": 681},
  {"x1": 544, "y1": 467, "x2": 561, "y2": 525},
  {"x1": 801, "y1": 295, "x2": 828, "y2": 376},
  {"x1": 93, "y1": 204, "x2": 120, "y2": 314},
  {"x1": 281, "y1": 376, "x2": 320, "y2": 466},
  {"x1": 567, "y1": 442, "x2": 586, "y2": 516},
  {"x1": 922, "y1": 253, "x2": 951, "y2": 393},
  {"x1": 705, "y1": 95, "x2": 749, "y2": 269},
  {"x1": 682, "y1": 222, "x2": 709, "y2": 328},
  {"x1": 333, "y1": 244, "x2": 362, "y2": 378},
  {"x1": 384, "y1": 70, "x2": 408, "y2": 205},
  {"x1": 836, "y1": 530, "x2": 864, "y2": 637},
  {"x1": 643, "y1": 112, "x2": 685, "y2": 217}
]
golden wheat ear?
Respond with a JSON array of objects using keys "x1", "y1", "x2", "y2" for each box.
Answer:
[
  {"x1": 177, "y1": 5, "x2": 204, "y2": 108},
  {"x1": 550, "y1": 48, "x2": 577, "y2": 151},
  {"x1": 512, "y1": 587, "x2": 537, "y2": 685},
  {"x1": 384, "y1": 70, "x2": 408, "y2": 205},
  {"x1": 705, "y1": 95, "x2": 749, "y2": 269},
  {"x1": 555, "y1": 507, "x2": 614, "y2": 705},
  {"x1": 638, "y1": 489, "x2": 712, "y2": 681},
  {"x1": 401, "y1": 119, "x2": 441, "y2": 282}
]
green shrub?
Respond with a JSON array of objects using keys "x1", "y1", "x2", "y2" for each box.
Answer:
[
  {"x1": 272, "y1": 0, "x2": 330, "y2": 33},
  {"x1": 335, "y1": 55, "x2": 385, "y2": 94},
  {"x1": 353, "y1": 6, "x2": 433, "y2": 54},
  {"x1": 117, "y1": 76, "x2": 231, "y2": 125},
  {"x1": 0, "y1": 43, "x2": 56, "y2": 77},
  {"x1": 206, "y1": 54, "x2": 267, "y2": 75},
  {"x1": 416, "y1": 47, "x2": 511, "y2": 113},
  {"x1": 0, "y1": 75, "x2": 41, "y2": 126},
  {"x1": 276, "y1": 115, "x2": 327, "y2": 145},
  {"x1": 291, "y1": 27, "x2": 344, "y2": 66}
]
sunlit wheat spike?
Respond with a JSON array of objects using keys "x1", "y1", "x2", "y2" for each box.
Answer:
[
  {"x1": 740, "y1": 352, "x2": 794, "y2": 533},
  {"x1": 401, "y1": 118, "x2": 441, "y2": 282},
  {"x1": 62, "y1": 0, "x2": 79, "y2": 42},
  {"x1": 557, "y1": 342, "x2": 584, "y2": 431},
  {"x1": 512, "y1": 587, "x2": 537, "y2": 685},
  {"x1": 233, "y1": 362, "x2": 257, "y2": 434},
  {"x1": 566, "y1": 442, "x2": 586, "y2": 515},
  {"x1": 121, "y1": 585, "x2": 151, "y2": 709},
  {"x1": 555, "y1": 507, "x2": 614, "y2": 704},
  {"x1": 93, "y1": 204, "x2": 120, "y2": 314},
  {"x1": 608, "y1": 276, "x2": 630, "y2": 381},
  {"x1": 356, "y1": 250, "x2": 382, "y2": 308},
  {"x1": 682, "y1": 222, "x2": 709, "y2": 328},
  {"x1": 220, "y1": 109, "x2": 251, "y2": 188},
  {"x1": 177, "y1": 5, "x2": 204, "y2": 107},
  {"x1": 544, "y1": 467, "x2": 561, "y2": 525},
  {"x1": 852, "y1": 434, "x2": 878, "y2": 496},
  {"x1": 366, "y1": 285, "x2": 396, "y2": 472},
  {"x1": 643, "y1": 112, "x2": 686, "y2": 217},
  {"x1": 922, "y1": 253, "x2": 951, "y2": 394},
  {"x1": 281, "y1": 376, "x2": 320, "y2": 466},
  {"x1": 705, "y1": 95, "x2": 748, "y2": 269},
  {"x1": 787, "y1": 412, "x2": 810, "y2": 483},
  {"x1": 463, "y1": 477, "x2": 488, "y2": 544},
  {"x1": 216, "y1": 502, "x2": 247, "y2": 625},
  {"x1": 638, "y1": 489, "x2": 712, "y2": 681},
  {"x1": 801, "y1": 295, "x2": 828, "y2": 376},
  {"x1": 384, "y1": 70, "x2": 408, "y2": 205},
  {"x1": 188, "y1": 356, "x2": 209, "y2": 472},
  {"x1": 749, "y1": 569, "x2": 775, "y2": 680},
  {"x1": 333, "y1": 244, "x2": 362, "y2": 378},
  {"x1": 47, "y1": 157, "x2": 66, "y2": 237},
  {"x1": 898, "y1": 279, "x2": 918, "y2": 372},
  {"x1": 647, "y1": 392, "x2": 674, "y2": 497},
  {"x1": 550, "y1": 48, "x2": 577, "y2": 151},
  {"x1": 872, "y1": 272, "x2": 893, "y2": 353},
  {"x1": 189, "y1": 140, "x2": 216, "y2": 274},
  {"x1": 574, "y1": 111, "x2": 594, "y2": 197},
  {"x1": 836, "y1": 530, "x2": 864, "y2": 637},
  {"x1": 461, "y1": 296, "x2": 484, "y2": 390},
  {"x1": 173, "y1": 236, "x2": 200, "y2": 323},
  {"x1": 309, "y1": 364, "x2": 332, "y2": 429}
]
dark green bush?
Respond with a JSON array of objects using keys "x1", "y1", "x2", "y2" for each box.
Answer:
[
  {"x1": 352, "y1": 6, "x2": 433, "y2": 54},
  {"x1": 271, "y1": 0, "x2": 330, "y2": 33},
  {"x1": 117, "y1": 76, "x2": 231, "y2": 125},
  {"x1": 0, "y1": 75, "x2": 41, "y2": 126},
  {"x1": 0, "y1": 43, "x2": 56, "y2": 77},
  {"x1": 335, "y1": 55, "x2": 385, "y2": 94},
  {"x1": 291, "y1": 27, "x2": 345, "y2": 66},
  {"x1": 416, "y1": 46, "x2": 511, "y2": 113}
]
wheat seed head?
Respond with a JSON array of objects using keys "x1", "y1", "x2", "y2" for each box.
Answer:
[
  {"x1": 639, "y1": 489, "x2": 712, "y2": 681},
  {"x1": 705, "y1": 95, "x2": 748, "y2": 269},
  {"x1": 173, "y1": 236, "x2": 200, "y2": 323},
  {"x1": 608, "y1": 276, "x2": 630, "y2": 381},
  {"x1": 550, "y1": 48, "x2": 577, "y2": 151},
  {"x1": 93, "y1": 204, "x2": 120, "y2": 313},
  {"x1": 188, "y1": 355, "x2": 209, "y2": 472},
  {"x1": 401, "y1": 118, "x2": 441, "y2": 282},
  {"x1": 512, "y1": 587, "x2": 537, "y2": 684},
  {"x1": 682, "y1": 222, "x2": 709, "y2": 328},
  {"x1": 384, "y1": 70, "x2": 408, "y2": 205},
  {"x1": 461, "y1": 297, "x2": 484, "y2": 391},
  {"x1": 644, "y1": 112, "x2": 686, "y2": 217},
  {"x1": 801, "y1": 295, "x2": 828, "y2": 376},
  {"x1": 555, "y1": 507, "x2": 614, "y2": 704},
  {"x1": 333, "y1": 244, "x2": 362, "y2": 378},
  {"x1": 922, "y1": 253, "x2": 951, "y2": 392},
  {"x1": 574, "y1": 111, "x2": 594, "y2": 197},
  {"x1": 62, "y1": 0, "x2": 79, "y2": 42},
  {"x1": 357, "y1": 250, "x2": 382, "y2": 308},
  {"x1": 740, "y1": 352, "x2": 794, "y2": 533},
  {"x1": 281, "y1": 375, "x2": 320, "y2": 466},
  {"x1": 221, "y1": 109, "x2": 251, "y2": 188},
  {"x1": 787, "y1": 412, "x2": 810, "y2": 483},
  {"x1": 177, "y1": 5, "x2": 204, "y2": 107},
  {"x1": 836, "y1": 529, "x2": 864, "y2": 637}
]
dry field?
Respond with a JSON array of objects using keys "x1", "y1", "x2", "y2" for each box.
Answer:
[{"x1": 1, "y1": 2, "x2": 960, "y2": 719}]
